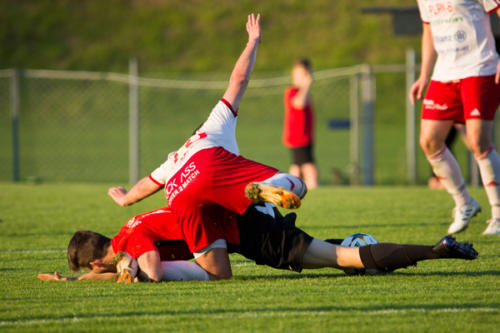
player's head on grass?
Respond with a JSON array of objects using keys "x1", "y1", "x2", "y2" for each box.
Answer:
[
  {"x1": 67, "y1": 230, "x2": 115, "y2": 273},
  {"x1": 292, "y1": 58, "x2": 312, "y2": 88}
]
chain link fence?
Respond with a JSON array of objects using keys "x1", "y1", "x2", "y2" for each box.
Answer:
[{"x1": 2, "y1": 64, "x2": 490, "y2": 185}]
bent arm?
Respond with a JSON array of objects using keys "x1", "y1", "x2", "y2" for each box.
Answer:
[
  {"x1": 290, "y1": 80, "x2": 312, "y2": 109},
  {"x1": 409, "y1": 23, "x2": 436, "y2": 104},
  {"x1": 108, "y1": 176, "x2": 162, "y2": 207},
  {"x1": 222, "y1": 13, "x2": 261, "y2": 111}
]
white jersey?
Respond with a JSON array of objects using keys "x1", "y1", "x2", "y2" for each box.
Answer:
[
  {"x1": 417, "y1": 0, "x2": 500, "y2": 81},
  {"x1": 150, "y1": 99, "x2": 239, "y2": 185}
]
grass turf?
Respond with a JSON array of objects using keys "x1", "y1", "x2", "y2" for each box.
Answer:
[{"x1": 0, "y1": 183, "x2": 499, "y2": 332}]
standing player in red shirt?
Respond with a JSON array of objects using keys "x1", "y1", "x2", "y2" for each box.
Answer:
[
  {"x1": 410, "y1": 0, "x2": 500, "y2": 235},
  {"x1": 283, "y1": 59, "x2": 318, "y2": 189},
  {"x1": 107, "y1": 14, "x2": 307, "y2": 280}
]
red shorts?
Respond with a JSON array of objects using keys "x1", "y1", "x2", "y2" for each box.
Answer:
[
  {"x1": 422, "y1": 75, "x2": 500, "y2": 123},
  {"x1": 165, "y1": 147, "x2": 278, "y2": 252}
]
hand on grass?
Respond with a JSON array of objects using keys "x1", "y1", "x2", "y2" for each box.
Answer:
[
  {"x1": 246, "y1": 13, "x2": 261, "y2": 43},
  {"x1": 37, "y1": 272, "x2": 77, "y2": 281},
  {"x1": 108, "y1": 187, "x2": 129, "y2": 207}
]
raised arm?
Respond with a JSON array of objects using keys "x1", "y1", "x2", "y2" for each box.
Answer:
[
  {"x1": 291, "y1": 72, "x2": 312, "y2": 109},
  {"x1": 409, "y1": 23, "x2": 436, "y2": 105},
  {"x1": 222, "y1": 13, "x2": 261, "y2": 111},
  {"x1": 108, "y1": 176, "x2": 162, "y2": 207}
]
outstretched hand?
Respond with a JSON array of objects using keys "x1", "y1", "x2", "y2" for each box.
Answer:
[
  {"x1": 108, "y1": 187, "x2": 129, "y2": 207},
  {"x1": 246, "y1": 13, "x2": 261, "y2": 43},
  {"x1": 38, "y1": 272, "x2": 77, "y2": 281}
]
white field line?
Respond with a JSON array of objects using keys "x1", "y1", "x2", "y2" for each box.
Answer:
[{"x1": 0, "y1": 307, "x2": 497, "y2": 327}]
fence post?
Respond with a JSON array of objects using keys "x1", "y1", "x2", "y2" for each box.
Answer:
[
  {"x1": 11, "y1": 69, "x2": 20, "y2": 182},
  {"x1": 405, "y1": 48, "x2": 417, "y2": 185},
  {"x1": 129, "y1": 58, "x2": 140, "y2": 185},
  {"x1": 360, "y1": 64, "x2": 375, "y2": 186},
  {"x1": 350, "y1": 74, "x2": 360, "y2": 185}
]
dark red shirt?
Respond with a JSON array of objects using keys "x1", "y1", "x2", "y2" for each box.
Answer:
[{"x1": 282, "y1": 86, "x2": 314, "y2": 148}]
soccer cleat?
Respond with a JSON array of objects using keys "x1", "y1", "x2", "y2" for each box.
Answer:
[
  {"x1": 447, "y1": 199, "x2": 481, "y2": 234},
  {"x1": 245, "y1": 183, "x2": 301, "y2": 209},
  {"x1": 482, "y1": 218, "x2": 500, "y2": 235},
  {"x1": 115, "y1": 252, "x2": 138, "y2": 284},
  {"x1": 432, "y1": 235, "x2": 478, "y2": 260}
]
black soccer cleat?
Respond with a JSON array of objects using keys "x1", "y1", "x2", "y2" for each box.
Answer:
[{"x1": 432, "y1": 235, "x2": 478, "y2": 260}]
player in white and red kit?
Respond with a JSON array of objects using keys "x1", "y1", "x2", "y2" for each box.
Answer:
[
  {"x1": 410, "y1": 0, "x2": 500, "y2": 235},
  {"x1": 107, "y1": 14, "x2": 307, "y2": 279}
]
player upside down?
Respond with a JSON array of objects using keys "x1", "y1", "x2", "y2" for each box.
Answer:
[
  {"x1": 38, "y1": 204, "x2": 478, "y2": 283},
  {"x1": 107, "y1": 14, "x2": 307, "y2": 279}
]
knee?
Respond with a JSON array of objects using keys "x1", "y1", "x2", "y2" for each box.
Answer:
[
  {"x1": 419, "y1": 135, "x2": 441, "y2": 156},
  {"x1": 467, "y1": 136, "x2": 490, "y2": 157},
  {"x1": 139, "y1": 270, "x2": 162, "y2": 282}
]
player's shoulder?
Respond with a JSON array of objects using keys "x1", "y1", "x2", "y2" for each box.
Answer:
[{"x1": 218, "y1": 98, "x2": 238, "y2": 117}]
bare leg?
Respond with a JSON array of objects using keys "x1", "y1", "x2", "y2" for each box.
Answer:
[
  {"x1": 421, "y1": 119, "x2": 473, "y2": 208},
  {"x1": 301, "y1": 238, "x2": 363, "y2": 269},
  {"x1": 137, "y1": 250, "x2": 164, "y2": 282},
  {"x1": 195, "y1": 248, "x2": 232, "y2": 280},
  {"x1": 289, "y1": 164, "x2": 300, "y2": 178},
  {"x1": 301, "y1": 162, "x2": 318, "y2": 189},
  {"x1": 420, "y1": 119, "x2": 454, "y2": 156}
]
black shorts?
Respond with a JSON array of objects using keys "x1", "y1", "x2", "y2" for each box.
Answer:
[
  {"x1": 290, "y1": 145, "x2": 314, "y2": 165},
  {"x1": 229, "y1": 205, "x2": 313, "y2": 272}
]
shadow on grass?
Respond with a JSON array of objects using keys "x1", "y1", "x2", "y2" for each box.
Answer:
[
  {"x1": 235, "y1": 272, "x2": 342, "y2": 281},
  {"x1": 393, "y1": 270, "x2": 500, "y2": 277},
  {"x1": 4, "y1": 302, "x2": 499, "y2": 324},
  {"x1": 235, "y1": 269, "x2": 500, "y2": 280},
  {"x1": 303, "y1": 221, "x2": 437, "y2": 230}
]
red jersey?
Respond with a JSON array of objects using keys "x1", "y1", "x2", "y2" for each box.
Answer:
[
  {"x1": 111, "y1": 207, "x2": 240, "y2": 259},
  {"x1": 282, "y1": 87, "x2": 314, "y2": 148}
]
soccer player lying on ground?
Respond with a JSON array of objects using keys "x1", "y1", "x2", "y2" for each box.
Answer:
[
  {"x1": 38, "y1": 204, "x2": 478, "y2": 282},
  {"x1": 107, "y1": 14, "x2": 307, "y2": 280}
]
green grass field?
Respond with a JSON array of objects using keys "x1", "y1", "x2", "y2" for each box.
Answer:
[{"x1": 1, "y1": 183, "x2": 499, "y2": 332}]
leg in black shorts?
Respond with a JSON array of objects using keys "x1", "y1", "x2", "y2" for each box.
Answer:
[{"x1": 291, "y1": 145, "x2": 314, "y2": 166}]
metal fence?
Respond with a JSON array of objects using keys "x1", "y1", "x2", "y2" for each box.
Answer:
[{"x1": 1, "y1": 58, "x2": 490, "y2": 185}]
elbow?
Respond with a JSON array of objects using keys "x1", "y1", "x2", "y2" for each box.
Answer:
[{"x1": 230, "y1": 74, "x2": 249, "y2": 89}]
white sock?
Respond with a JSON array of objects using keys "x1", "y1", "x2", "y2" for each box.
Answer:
[
  {"x1": 261, "y1": 172, "x2": 307, "y2": 198},
  {"x1": 427, "y1": 147, "x2": 471, "y2": 207},
  {"x1": 161, "y1": 261, "x2": 209, "y2": 281},
  {"x1": 475, "y1": 148, "x2": 500, "y2": 219}
]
